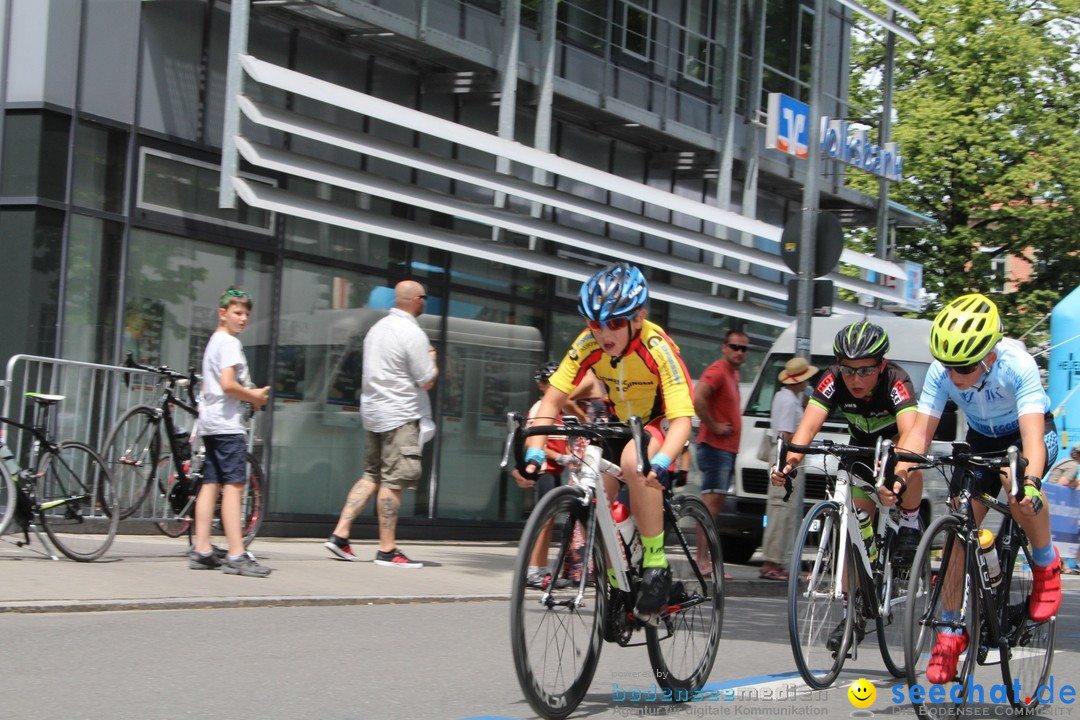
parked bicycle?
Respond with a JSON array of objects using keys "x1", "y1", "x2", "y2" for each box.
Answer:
[
  {"x1": 895, "y1": 442, "x2": 1055, "y2": 718},
  {"x1": 502, "y1": 413, "x2": 723, "y2": 720},
  {"x1": 780, "y1": 437, "x2": 931, "y2": 689},
  {"x1": 98, "y1": 354, "x2": 264, "y2": 546},
  {"x1": 0, "y1": 393, "x2": 119, "y2": 561}
]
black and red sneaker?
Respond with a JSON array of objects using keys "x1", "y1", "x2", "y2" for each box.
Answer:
[
  {"x1": 324, "y1": 534, "x2": 360, "y2": 562},
  {"x1": 374, "y1": 548, "x2": 423, "y2": 569}
]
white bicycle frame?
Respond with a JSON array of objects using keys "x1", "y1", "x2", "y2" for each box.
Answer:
[
  {"x1": 803, "y1": 438, "x2": 900, "y2": 616},
  {"x1": 569, "y1": 443, "x2": 635, "y2": 593}
]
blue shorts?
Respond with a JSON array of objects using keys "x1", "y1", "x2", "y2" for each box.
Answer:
[
  {"x1": 202, "y1": 434, "x2": 248, "y2": 485},
  {"x1": 696, "y1": 444, "x2": 735, "y2": 494}
]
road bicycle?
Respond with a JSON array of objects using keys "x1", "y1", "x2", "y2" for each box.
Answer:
[
  {"x1": 781, "y1": 437, "x2": 931, "y2": 689},
  {"x1": 502, "y1": 414, "x2": 723, "y2": 719},
  {"x1": 98, "y1": 354, "x2": 264, "y2": 546},
  {"x1": 895, "y1": 442, "x2": 1055, "y2": 718},
  {"x1": 0, "y1": 392, "x2": 119, "y2": 561}
]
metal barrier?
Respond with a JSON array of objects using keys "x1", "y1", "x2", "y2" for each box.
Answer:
[{"x1": 1, "y1": 354, "x2": 203, "y2": 523}]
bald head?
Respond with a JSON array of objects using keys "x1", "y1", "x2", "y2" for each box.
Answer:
[{"x1": 394, "y1": 280, "x2": 428, "y2": 317}]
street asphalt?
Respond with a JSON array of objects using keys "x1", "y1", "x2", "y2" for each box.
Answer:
[{"x1": 0, "y1": 533, "x2": 792, "y2": 613}]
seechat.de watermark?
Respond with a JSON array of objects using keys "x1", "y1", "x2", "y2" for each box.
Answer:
[{"x1": 890, "y1": 675, "x2": 1076, "y2": 708}]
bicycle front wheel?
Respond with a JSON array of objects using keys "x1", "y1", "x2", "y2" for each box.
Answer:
[
  {"x1": 646, "y1": 494, "x2": 723, "y2": 694},
  {"x1": 38, "y1": 441, "x2": 120, "y2": 561},
  {"x1": 510, "y1": 484, "x2": 606, "y2": 720},
  {"x1": 999, "y1": 541, "x2": 1055, "y2": 713},
  {"x1": 240, "y1": 452, "x2": 265, "y2": 547},
  {"x1": 788, "y1": 501, "x2": 854, "y2": 689},
  {"x1": 0, "y1": 459, "x2": 15, "y2": 537},
  {"x1": 878, "y1": 530, "x2": 933, "y2": 678},
  {"x1": 903, "y1": 514, "x2": 980, "y2": 720},
  {"x1": 99, "y1": 405, "x2": 161, "y2": 518}
]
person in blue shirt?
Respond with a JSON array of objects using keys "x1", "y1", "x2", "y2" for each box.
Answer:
[{"x1": 890, "y1": 293, "x2": 1063, "y2": 685}]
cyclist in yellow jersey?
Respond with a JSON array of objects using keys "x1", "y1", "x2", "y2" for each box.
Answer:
[{"x1": 524, "y1": 262, "x2": 695, "y2": 618}]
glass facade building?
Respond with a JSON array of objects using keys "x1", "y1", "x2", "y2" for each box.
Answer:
[{"x1": 0, "y1": 0, "x2": 905, "y2": 537}]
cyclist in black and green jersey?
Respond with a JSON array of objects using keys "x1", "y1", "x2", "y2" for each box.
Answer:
[{"x1": 770, "y1": 322, "x2": 921, "y2": 647}]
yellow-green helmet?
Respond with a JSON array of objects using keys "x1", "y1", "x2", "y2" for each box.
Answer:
[{"x1": 930, "y1": 293, "x2": 1004, "y2": 366}]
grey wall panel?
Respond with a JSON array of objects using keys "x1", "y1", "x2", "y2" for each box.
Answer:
[
  {"x1": 139, "y1": 1, "x2": 204, "y2": 140},
  {"x1": 205, "y1": 5, "x2": 291, "y2": 150},
  {"x1": 462, "y1": 4, "x2": 500, "y2": 54},
  {"x1": 7, "y1": 0, "x2": 77, "y2": 107},
  {"x1": 560, "y1": 46, "x2": 604, "y2": 94},
  {"x1": 80, "y1": 0, "x2": 139, "y2": 122},
  {"x1": 614, "y1": 69, "x2": 651, "y2": 109}
]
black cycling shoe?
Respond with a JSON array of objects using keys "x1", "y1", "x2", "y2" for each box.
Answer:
[
  {"x1": 635, "y1": 566, "x2": 672, "y2": 616},
  {"x1": 826, "y1": 616, "x2": 865, "y2": 652},
  {"x1": 893, "y1": 525, "x2": 923, "y2": 568}
]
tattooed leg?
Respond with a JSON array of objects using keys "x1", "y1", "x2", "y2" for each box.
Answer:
[
  {"x1": 377, "y1": 487, "x2": 402, "y2": 552},
  {"x1": 332, "y1": 478, "x2": 377, "y2": 539}
]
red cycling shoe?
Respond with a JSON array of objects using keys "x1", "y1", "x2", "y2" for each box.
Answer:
[
  {"x1": 926, "y1": 632, "x2": 968, "y2": 685},
  {"x1": 1029, "y1": 548, "x2": 1063, "y2": 622}
]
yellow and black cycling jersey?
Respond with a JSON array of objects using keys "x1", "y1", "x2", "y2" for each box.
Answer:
[{"x1": 548, "y1": 319, "x2": 695, "y2": 427}]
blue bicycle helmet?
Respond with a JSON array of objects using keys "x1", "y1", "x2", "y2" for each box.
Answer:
[{"x1": 577, "y1": 262, "x2": 648, "y2": 323}]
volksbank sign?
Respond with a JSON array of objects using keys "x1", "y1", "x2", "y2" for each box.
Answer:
[{"x1": 765, "y1": 93, "x2": 903, "y2": 182}]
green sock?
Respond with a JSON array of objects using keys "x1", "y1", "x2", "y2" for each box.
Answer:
[{"x1": 641, "y1": 533, "x2": 668, "y2": 569}]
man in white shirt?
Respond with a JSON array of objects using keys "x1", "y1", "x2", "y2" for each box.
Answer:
[
  {"x1": 324, "y1": 280, "x2": 438, "y2": 568},
  {"x1": 759, "y1": 357, "x2": 816, "y2": 580}
]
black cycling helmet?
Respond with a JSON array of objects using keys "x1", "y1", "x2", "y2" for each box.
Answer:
[
  {"x1": 833, "y1": 321, "x2": 890, "y2": 360},
  {"x1": 534, "y1": 361, "x2": 559, "y2": 383},
  {"x1": 577, "y1": 262, "x2": 648, "y2": 323}
]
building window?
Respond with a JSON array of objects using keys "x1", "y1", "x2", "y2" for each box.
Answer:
[
  {"x1": 558, "y1": 0, "x2": 609, "y2": 52},
  {"x1": 683, "y1": 0, "x2": 716, "y2": 84},
  {"x1": 72, "y1": 121, "x2": 127, "y2": 214},
  {"x1": 136, "y1": 148, "x2": 274, "y2": 234},
  {"x1": 1, "y1": 110, "x2": 70, "y2": 201},
  {"x1": 0, "y1": 208, "x2": 63, "y2": 363},
  {"x1": 619, "y1": 0, "x2": 653, "y2": 58},
  {"x1": 64, "y1": 214, "x2": 122, "y2": 363}
]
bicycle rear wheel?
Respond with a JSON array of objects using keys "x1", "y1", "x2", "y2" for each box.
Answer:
[
  {"x1": 903, "y1": 514, "x2": 980, "y2": 719},
  {"x1": 878, "y1": 530, "x2": 933, "y2": 678},
  {"x1": 239, "y1": 452, "x2": 265, "y2": 547},
  {"x1": 0, "y1": 460, "x2": 15, "y2": 537},
  {"x1": 153, "y1": 455, "x2": 193, "y2": 539},
  {"x1": 99, "y1": 405, "x2": 161, "y2": 518},
  {"x1": 38, "y1": 441, "x2": 120, "y2": 561},
  {"x1": 999, "y1": 541, "x2": 1055, "y2": 713},
  {"x1": 788, "y1": 501, "x2": 854, "y2": 689},
  {"x1": 510, "y1": 484, "x2": 606, "y2": 720},
  {"x1": 646, "y1": 494, "x2": 723, "y2": 694}
]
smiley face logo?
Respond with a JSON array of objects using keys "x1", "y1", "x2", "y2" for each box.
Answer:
[{"x1": 848, "y1": 678, "x2": 876, "y2": 708}]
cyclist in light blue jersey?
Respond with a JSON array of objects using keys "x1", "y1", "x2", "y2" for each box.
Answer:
[{"x1": 890, "y1": 293, "x2": 1063, "y2": 685}]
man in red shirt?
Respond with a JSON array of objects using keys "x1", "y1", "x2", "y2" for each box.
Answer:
[{"x1": 694, "y1": 329, "x2": 748, "y2": 526}]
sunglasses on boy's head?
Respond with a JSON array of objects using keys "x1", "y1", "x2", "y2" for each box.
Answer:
[
  {"x1": 220, "y1": 289, "x2": 250, "y2": 307},
  {"x1": 586, "y1": 317, "x2": 630, "y2": 332}
]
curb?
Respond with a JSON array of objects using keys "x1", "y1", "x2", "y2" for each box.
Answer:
[
  {"x1": 0, "y1": 578, "x2": 785, "y2": 614},
  {"x1": 0, "y1": 594, "x2": 511, "y2": 614}
]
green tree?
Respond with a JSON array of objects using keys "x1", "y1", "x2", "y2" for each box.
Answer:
[{"x1": 850, "y1": 0, "x2": 1080, "y2": 347}]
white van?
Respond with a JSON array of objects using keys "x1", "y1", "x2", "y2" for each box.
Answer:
[{"x1": 719, "y1": 315, "x2": 962, "y2": 564}]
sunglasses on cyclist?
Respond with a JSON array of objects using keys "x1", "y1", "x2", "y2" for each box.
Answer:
[
  {"x1": 726, "y1": 343, "x2": 749, "y2": 352},
  {"x1": 837, "y1": 365, "x2": 879, "y2": 378},
  {"x1": 947, "y1": 361, "x2": 985, "y2": 376},
  {"x1": 586, "y1": 318, "x2": 630, "y2": 332}
]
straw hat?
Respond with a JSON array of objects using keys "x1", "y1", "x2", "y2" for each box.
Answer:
[{"x1": 778, "y1": 357, "x2": 818, "y2": 385}]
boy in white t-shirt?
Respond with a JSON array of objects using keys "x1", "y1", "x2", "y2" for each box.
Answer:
[{"x1": 189, "y1": 287, "x2": 272, "y2": 577}]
